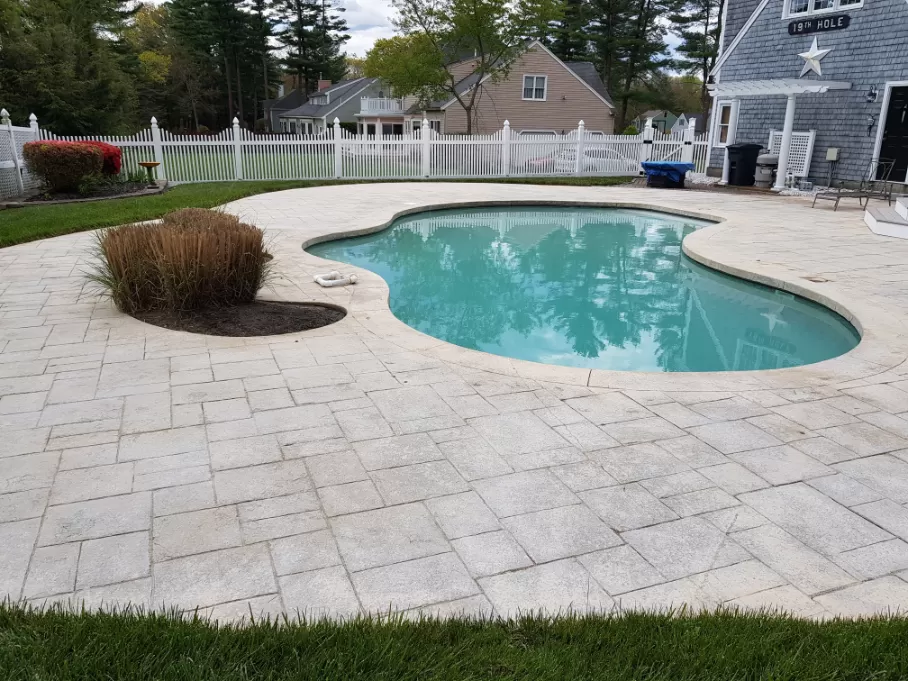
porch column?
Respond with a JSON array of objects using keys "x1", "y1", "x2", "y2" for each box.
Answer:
[
  {"x1": 719, "y1": 98, "x2": 741, "y2": 185},
  {"x1": 773, "y1": 94, "x2": 797, "y2": 191}
]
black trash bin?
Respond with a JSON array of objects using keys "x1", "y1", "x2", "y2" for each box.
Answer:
[{"x1": 727, "y1": 143, "x2": 762, "y2": 186}]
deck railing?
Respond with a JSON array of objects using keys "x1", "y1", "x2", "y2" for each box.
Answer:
[{"x1": 360, "y1": 97, "x2": 405, "y2": 113}]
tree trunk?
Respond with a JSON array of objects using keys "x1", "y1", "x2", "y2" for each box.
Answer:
[
  {"x1": 235, "y1": 53, "x2": 245, "y2": 126},
  {"x1": 224, "y1": 55, "x2": 235, "y2": 127},
  {"x1": 262, "y1": 56, "x2": 270, "y2": 130}
]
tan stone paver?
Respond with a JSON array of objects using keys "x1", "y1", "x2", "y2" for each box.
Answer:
[{"x1": 5, "y1": 183, "x2": 908, "y2": 621}]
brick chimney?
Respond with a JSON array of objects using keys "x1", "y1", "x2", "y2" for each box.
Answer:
[{"x1": 317, "y1": 79, "x2": 332, "y2": 92}]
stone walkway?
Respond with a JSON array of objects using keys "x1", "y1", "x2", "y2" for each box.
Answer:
[{"x1": 4, "y1": 183, "x2": 908, "y2": 622}]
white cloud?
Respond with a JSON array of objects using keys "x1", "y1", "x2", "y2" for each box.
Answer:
[{"x1": 337, "y1": 0, "x2": 397, "y2": 56}]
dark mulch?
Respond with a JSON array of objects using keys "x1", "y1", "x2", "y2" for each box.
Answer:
[
  {"x1": 27, "y1": 182, "x2": 150, "y2": 202},
  {"x1": 135, "y1": 300, "x2": 345, "y2": 337}
]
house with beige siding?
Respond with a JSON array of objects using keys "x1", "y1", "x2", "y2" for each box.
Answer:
[{"x1": 355, "y1": 41, "x2": 615, "y2": 136}]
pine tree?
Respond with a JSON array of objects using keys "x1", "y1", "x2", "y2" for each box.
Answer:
[
  {"x1": 550, "y1": 0, "x2": 592, "y2": 62},
  {"x1": 275, "y1": 0, "x2": 348, "y2": 95},
  {"x1": 588, "y1": 0, "x2": 679, "y2": 128},
  {"x1": 669, "y1": 0, "x2": 723, "y2": 112},
  {"x1": 247, "y1": 0, "x2": 277, "y2": 127}
]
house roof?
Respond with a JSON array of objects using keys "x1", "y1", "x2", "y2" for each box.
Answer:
[
  {"x1": 266, "y1": 88, "x2": 308, "y2": 113},
  {"x1": 638, "y1": 110, "x2": 677, "y2": 121},
  {"x1": 280, "y1": 78, "x2": 379, "y2": 119},
  {"x1": 563, "y1": 62, "x2": 613, "y2": 107},
  {"x1": 677, "y1": 112, "x2": 708, "y2": 133}
]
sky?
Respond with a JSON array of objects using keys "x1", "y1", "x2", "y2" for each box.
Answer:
[{"x1": 338, "y1": 0, "x2": 397, "y2": 57}]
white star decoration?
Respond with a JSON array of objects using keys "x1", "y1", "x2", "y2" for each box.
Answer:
[{"x1": 798, "y1": 37, "x2": 832, "y2": 77}]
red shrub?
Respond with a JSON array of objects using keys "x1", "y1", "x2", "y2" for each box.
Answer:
[
  {"x1": 81, "y1": 140, "x2": 122, "y2": 175},
  {"x1": 22, "y1": 141, "x2": 103, "y2": 193}
]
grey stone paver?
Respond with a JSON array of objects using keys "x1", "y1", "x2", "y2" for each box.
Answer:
[
  {"x1": 6, "y1": 183, "x2": 908, "y2": 619},
  {"x1": 479, "y1": 559, "x2": 613, "y2": 615},
  {"x1": 451, "y1": 531, "x2": 533, "y2": 577},
  {"x1": 741, "y1": 483, "x2": 891, "y2": 554},
  {"x1": 352, "y1": 553, "x2": 479, "y2": 612},
  {"x1": 622, "y1": 517, "x2": 751, "y2": 581},
  {"x1": 330, "y1": 503, "x2": 448, "y2": 572},
  {"x1": 503, "y1": 504, "x2": 621, "y2": 562},
  {"x1": 580, "y1": 484, "x2": 678, "y2": 531}
]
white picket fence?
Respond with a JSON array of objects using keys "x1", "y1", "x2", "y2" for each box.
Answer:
[{"x1": 0, "y1": 111, "x2": 710, "y2": 199}]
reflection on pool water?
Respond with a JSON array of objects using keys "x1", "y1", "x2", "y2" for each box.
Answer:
[{"x1": 308, "y1": 206, "x2": 860, "y2": 372}]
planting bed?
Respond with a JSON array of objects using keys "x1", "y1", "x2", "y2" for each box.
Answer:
[{"x1": 134, "y1": 300, "x2": 345, "y2": 336}]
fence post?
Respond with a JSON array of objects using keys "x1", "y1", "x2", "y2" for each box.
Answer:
[
  {"x1": 501, "y1": 121, "x2": 511, "y2": 177},
  {"x1": 574, "y1": 120, "x2": 586, "y2": 175},
  {"x1": 333, "y1": 117, "x2": 342, "y2": 179},
  {"x1": 232, "y1": 117, "x2": 243, "y2": 180},
  {"x1": 150, "y1": 116, "x2": 167, "y2": 181},
  {"x1": 29, "y1": 113, "x2": 39, "y2": 141},
  {"x1": 639, "y1": 117, "x2": 654, "y2": 172},
  {"x1": 2, "y1": 109, "x2": 25, "y2": 196},
  {"x1": 681, "y1": 117, "x2": 695, "y2": 164},
  {"x1": 421, "y1": 118, "x2": 431, "y2": 178}
]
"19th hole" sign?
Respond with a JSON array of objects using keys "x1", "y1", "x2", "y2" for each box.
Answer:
[{"x1": 788, "y1": 14, "x2": 851, "y2": 35}]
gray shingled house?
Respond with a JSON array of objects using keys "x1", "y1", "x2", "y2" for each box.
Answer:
[
  {"x1": 707, "y1": 0, "x2": 907, "y2": 188},
  {"x1": 276, "y1": 79, "x2": 384, "y2": 135}
]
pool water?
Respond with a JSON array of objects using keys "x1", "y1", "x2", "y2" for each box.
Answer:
[{"x1": 308, "y1": 206, "x2": 859, "y2": 372}]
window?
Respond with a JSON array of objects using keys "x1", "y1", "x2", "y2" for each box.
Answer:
[
  {"x1": 522, "y1": 75, "x2": 547, "y2": 101},
  {"x1": 785, "y1": 0, "x2": 862, "y2": 18},
  {"x1": 714, "y1": 102, "x2": 734, "y2": 146}
]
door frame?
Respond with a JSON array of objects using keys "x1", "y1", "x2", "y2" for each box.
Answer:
[{"x1": 872, "y1": 80, "x2": 908, "y2": 184}]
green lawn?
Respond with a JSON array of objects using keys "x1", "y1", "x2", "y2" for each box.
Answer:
[
  {"x1": 1, "y1": 604, "x2": 907, "y2": 680},
  {"x1": 0, "y1": 177, "x2": 632, "y2": 248}
]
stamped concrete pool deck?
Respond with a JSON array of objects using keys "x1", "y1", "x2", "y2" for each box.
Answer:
[{"x1": 5, "y1": 183, "x2": 908, "y2": 621}]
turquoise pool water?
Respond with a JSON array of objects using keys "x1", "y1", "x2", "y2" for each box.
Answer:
[{"x1": 308, "y1": 206, "x2": 859, "y2": 372}]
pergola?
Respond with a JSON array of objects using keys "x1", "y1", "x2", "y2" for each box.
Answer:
[{"x1": 708, "y1": 79, "x2": 851, "y2": 190}]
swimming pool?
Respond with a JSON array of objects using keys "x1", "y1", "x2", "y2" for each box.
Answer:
[{"x1": 308, "y1": 206, "x2": 860, "y2": 372}]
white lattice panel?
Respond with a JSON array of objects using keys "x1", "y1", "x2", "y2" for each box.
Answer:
[
  {"x1": 768, "y1": 130, "x2": 816, "y2": 178},
  {"x1": 0, "y1": 125, "x2": 41, "y2": 199}
]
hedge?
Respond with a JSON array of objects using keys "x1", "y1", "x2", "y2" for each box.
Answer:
[
  {"x1": 81, "y1": 140, "x2": 123, "y2": 175},
  {"x1": 22, "y1": 140, "x2": 104, "y2": 192}
]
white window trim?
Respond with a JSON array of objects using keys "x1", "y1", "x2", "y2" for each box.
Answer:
[
  {"x1": 522, "y1": 75, "x2": 548, "y2": 101},
  {"x1": 713, "y1": 101, "x2": 735, "y2": 148},
  {"x1": 783, "y1": 0, "x2": 863, "y2": 20}
]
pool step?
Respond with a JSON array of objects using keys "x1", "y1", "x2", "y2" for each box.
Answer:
[
  {"x1": 897, "y1": 196, "x2": 908, "y2": 221},
  {"x1": 865, "y1": 204, "x2": 908, "y2": 239}
]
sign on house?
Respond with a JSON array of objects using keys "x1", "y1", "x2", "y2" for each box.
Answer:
[{"x1": 788, "y1": 14, "x2": 850, "y2": 35}]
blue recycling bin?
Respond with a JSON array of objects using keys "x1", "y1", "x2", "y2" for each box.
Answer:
[{"x1": 641, "y1": 161, "x2": 695, "y2": 188}]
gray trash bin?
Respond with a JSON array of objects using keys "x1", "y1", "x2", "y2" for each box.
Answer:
[{"x1": 755, "y1": 153, "x2": 778, "y2": 189}]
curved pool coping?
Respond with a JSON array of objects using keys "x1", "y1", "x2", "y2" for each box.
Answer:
[{"x1": 218, "y1": 183, "x2": 908, "y2": 392}]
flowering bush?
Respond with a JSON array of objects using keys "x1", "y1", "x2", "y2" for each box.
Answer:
[
  {"x1": 22, "y1": 141, "x2": 103, "y2": 193},
  {"x1": 80, "y1": 140, "x2": 123, "y2": 175}
]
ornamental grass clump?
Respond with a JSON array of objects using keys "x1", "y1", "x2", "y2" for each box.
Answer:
[{"x1": 91, "y1": 209, "x2": 270, "y2": 314}]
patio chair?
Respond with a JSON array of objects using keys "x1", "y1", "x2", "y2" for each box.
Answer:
[{"x1": 812, "y1": 159, "x2": 895, "y2": 211}]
